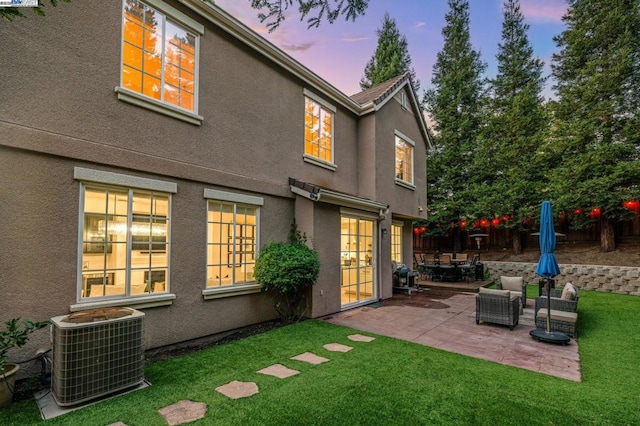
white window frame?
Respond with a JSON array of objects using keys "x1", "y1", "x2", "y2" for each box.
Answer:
[
  {"x1": 71, "y1": 167, "x2": 177, "y2": 311},
  {"x1": 303, "y1": 89, "x2": 337, "y2": 171},
  {"x1": 391, "y1": 222, "x2": 403, "y2": 264},
  {"x1": 394, "y1": 130, "x2": 415, "y2": 190},
  {"x1": 202, "y1": 189, "x2": 263, "y2": 300},
  {"x1": 115, "y1": 0, "x2": 205, "y2": 125}
]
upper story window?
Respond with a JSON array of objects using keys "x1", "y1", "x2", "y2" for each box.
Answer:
[
  {"x1": 395, "y1": 131, "x2": 415, "y2": 187},
  {"x1": 74, "y1": 167, "x2": 177, "y2": 310},
  {"x1": 303, "y1": 89, "x2": 336, "y2": 170},
  {"x1": 117, "y1": 0, "x2": 204, "y2": 125},
  {"x1": 203, "y1": 189, "x2": 263, "y2": 299}
]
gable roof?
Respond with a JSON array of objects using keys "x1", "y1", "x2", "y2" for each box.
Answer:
[
  {"x1": 350, "y1": 73, "x2": 408, "y2": 105},
  {"x1": 352, "y1": 74, "x2": 433, "y2": 149}
]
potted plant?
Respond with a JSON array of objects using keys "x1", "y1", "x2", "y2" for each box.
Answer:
[{"x1": 0, "y1": 318, "x2": 48, "y2": 407}]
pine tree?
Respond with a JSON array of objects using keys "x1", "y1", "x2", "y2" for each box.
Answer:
[
  {"x1": 477, "y1": 0, "x2": 547, "y2": 254},
  {"x1": 423, "y1": 0, "x2": 486, "y2": 251},
  {"x1": 550, "y1": 0, "x2": 640, "y2": 252},
  {"x1": 360, "y1": 12, "x2": 420, "y2": 93}
]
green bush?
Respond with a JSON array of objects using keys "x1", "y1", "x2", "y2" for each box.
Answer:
[{"x1": 254, "y1": 223, "x2": 320, "y2": 322}]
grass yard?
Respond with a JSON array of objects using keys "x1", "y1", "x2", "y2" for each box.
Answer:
[{"x1": 1, "y1": 290, "x2": 639, "y2": 425}]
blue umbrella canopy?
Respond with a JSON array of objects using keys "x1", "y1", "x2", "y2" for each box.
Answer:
[{"x1": 535, "y1": 201, "x2": 560, "y2": 279}]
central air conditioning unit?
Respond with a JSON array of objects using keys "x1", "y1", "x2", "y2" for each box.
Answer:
[{"x1": 50, "y1": 307, "x2": 145, "y2": 406}]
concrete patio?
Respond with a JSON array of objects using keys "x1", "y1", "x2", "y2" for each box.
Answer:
[{"x1": 323, "y1": 289, "x2": 581, "y2": 382}]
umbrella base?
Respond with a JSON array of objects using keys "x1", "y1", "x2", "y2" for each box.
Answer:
[{"x1": 529, "y1": 328, "x2": 570, "y2": 345}]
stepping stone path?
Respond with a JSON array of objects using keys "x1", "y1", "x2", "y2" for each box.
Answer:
[
  {"x1": 157, "y1": 400, "x2": 207, "y2": 425},
  {"x1": 348, "y1": 334, "x2": 376, "y2": 342},
  {"x1": 323, "y1": 343, "x2": 353, "y2": 352},
  {"x1": 153, "y1": 333, "x2": 375, "y2": 424},
  {"x1": 290, "y1": 352, "x2": 330, "y2": 365},
  {"x1": 257, "y1": 363, "x2": 300, "y2": 378},
  {"x1": 215, "y1": 380, "x2": 259, "y2": 399}
]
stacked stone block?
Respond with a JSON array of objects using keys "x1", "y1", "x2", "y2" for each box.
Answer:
[{"x1": 484, "y1": 261, "x2": 640, "y2": 296}]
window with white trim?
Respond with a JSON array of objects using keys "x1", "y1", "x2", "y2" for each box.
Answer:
[
  {"x1": 304, "y1": 93, "x2": 334, "y2": 165},
  {"x1": 395, "y1": 133, "x2": 414, "y2": 185},
  {"x1": 118, "y1": 0, "x2": 204, "y2": 124},
  {"x1": 391, "y1": 223, "x2": 403, "y2": 263},
  {"x1": 80, "y1": 184, "x2": 171, "y2": 301},
  {"x1": 206, "y1": 197, "x2": 260, "y2": 289}
]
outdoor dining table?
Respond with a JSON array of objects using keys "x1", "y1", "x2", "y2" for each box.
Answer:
[{"x1": 424, "y1": 263, "x2": 470, "y2": 282}]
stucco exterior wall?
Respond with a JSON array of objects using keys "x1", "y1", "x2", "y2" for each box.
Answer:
[
  {"x1": 0, "y1": 149, "x2": 291, "y2": 351},
  {"x1": 0, "y1": 0, "x2": 430, "y2": 377},
  {"x1": 485, "y1": 261, "x2": 640, "y2": 296}
]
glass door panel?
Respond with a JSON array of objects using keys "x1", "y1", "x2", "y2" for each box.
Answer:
[{"x1": 341, "y1": 216, "x2": 376, "y2": 307}]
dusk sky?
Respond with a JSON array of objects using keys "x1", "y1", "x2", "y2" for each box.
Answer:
[{"x1": 214, "y1": 0, "x2": 567, "y2": 100}]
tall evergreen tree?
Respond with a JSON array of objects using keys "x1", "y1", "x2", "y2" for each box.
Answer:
[
  {"x1": 476, "y1": 0, "x2": 547, "y2": 254},
  {"x1": 423, "y1": 0, "x2": 486, "y2": 251},
  {"x1": 359, "y1": 12, "x2": 420, "y2": 93},
  {"x1": 550, "y1": 0, "x2": 640, "y2": 252}
]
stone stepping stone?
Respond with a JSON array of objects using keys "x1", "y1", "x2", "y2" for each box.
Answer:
[
  {"x1": 323, "y1": 343, "x2": 353, "y2": 352},
  {"x1": 348, "y1": 334, "x2": 375, "y2": 342},
  {"x1": 158, "y1": 400, "x2": 207, "y2": 425},
  {"x1": 215, "y1": 381, "x2": 259, "y2": 399},
  {"x1": 257, "y1": 363, "x2": 300, "y2": 378},
  {"x1": 108, "y1": 423, "x2": 127, "y2": 426},
  {"x1": 291, "y1": 352, "x2": 329, "y2": 365}
]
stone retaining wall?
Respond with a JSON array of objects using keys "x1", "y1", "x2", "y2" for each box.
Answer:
[{"x1": 484, "y1": 261, "x2": 640, "y2": 296}]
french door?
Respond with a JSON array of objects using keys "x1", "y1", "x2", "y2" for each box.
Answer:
[{"x1": 340, "y1": 215, "x2": 376, "y2": 307}]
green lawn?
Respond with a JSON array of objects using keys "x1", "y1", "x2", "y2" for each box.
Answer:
[{"x1": 1, "y1": 290, "x2": 639, "y2": 425}]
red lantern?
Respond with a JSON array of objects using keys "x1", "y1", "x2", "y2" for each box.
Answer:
[
  {"x1": 420, "y1": 226, "x2": 426, "y2": 232},
  {"x1": 573, "y1": 208, "x2": 582, "y2": 215},
  {"x1": 459, "y1": 220, "x2": 467, "y2": 229},
  {"x1": 589, "y1": 208, "x2": 601, "y2": 219},
  {"x1": 623, "y1": 200, "x2": 639, "y2": 211},
  {"x1": 414, "y1": 227, "x2": 420, "y2": 234},
  {"x1": 491, "y1": 218, "x2": 501, "y2": 227},
  {"x1": 479, "y1": 219, "x2": 489, "y2": 227}
]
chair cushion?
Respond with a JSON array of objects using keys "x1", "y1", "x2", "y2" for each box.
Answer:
[
  {"x1": 536, "y1": 309, "x2": 578, "y2": 323},
  {"x1": 500, "y1": 276, "x2": 524, "y2": 291},
  {"x1": 561, "y1": 283, "x2": 577, "y2": 300},
  {"x1": 479, "y1": 287, "x2": 510, "y2": 297}
]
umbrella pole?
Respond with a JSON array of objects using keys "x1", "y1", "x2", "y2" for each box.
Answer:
[{"x1": 545, "y1": 279, "x2": 551, "y2": 333}]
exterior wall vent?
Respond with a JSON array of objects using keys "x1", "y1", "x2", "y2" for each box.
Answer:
[{"x1": 50, "y1": 307, "x2": 145, "y2": 406}]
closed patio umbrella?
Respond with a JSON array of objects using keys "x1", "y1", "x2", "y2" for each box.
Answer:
[{"x1": 530, "y1": 201, "x2": 569, "y2": 343}]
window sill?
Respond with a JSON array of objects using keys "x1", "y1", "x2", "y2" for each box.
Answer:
[
  {"x1": 395, "y1": 179, "x2": 415, "y2": 190},
  {"x1": 115, "y1": 86, "x2": 203, "y2": 126},
  {"x1": 202, "y1": 283, "x2": 262, "y2": 300},
  {"x1": 303, "y1": 154, "x2": 337, "y2": 171},
  {"x1": 70, "y1": 293, "x2": 176, "y2": 312}
]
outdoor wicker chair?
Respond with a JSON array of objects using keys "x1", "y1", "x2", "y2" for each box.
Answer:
[
  {"x1": 534, "y1": 284, "x2": 579, "y2": 337},
  {"x1": 475, "y1": 288, "x2": 520, "y2": 330},
  {"x1": 497, "y1": 276, "x2": 527, "y2": 311}
]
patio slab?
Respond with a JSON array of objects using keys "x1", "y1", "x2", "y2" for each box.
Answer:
[{"x1": 323, "y1": 290, "x2": 581, "y2": 382}]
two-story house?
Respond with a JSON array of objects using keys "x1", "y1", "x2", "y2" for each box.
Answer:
[{"x1": 0, "y1": 0, "x2": 430, "y2": 357}]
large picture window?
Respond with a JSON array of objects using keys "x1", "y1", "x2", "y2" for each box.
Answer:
[
  {"x1": 304, "y1": 95, "x2": 334, "y2": 164},
  {"x1": 395, "y1": 133, "x2": 414, "y2": 185},
  {"x1": 80, "y1": 185, "x2": 170, "y2": 300},
  {"x1": 121, "y1": 0, "x2": 199, "y2": 112},
  {"x1": 207, "y1": 201, "x2": 258, "y2": 288}
]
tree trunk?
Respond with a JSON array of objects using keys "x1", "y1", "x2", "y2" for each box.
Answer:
[
  {"x1": 600, "y1": 217, "x2": 615, "y2": 252},
  {"x1": 452, "y1": 227, "x2": 463, "y2": 253},
  {"x1": 512, "y1": 228, "x2": 522, "y2": 255}
]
